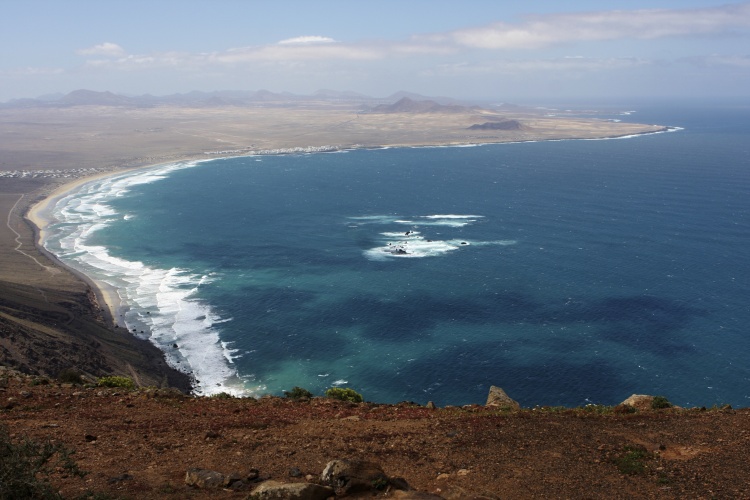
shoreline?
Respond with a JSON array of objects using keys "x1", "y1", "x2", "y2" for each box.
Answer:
[
  {"x1": 22, "y1": 126, "x2": 676, "y2": 395},
  {"x1": 25, "y1": 162, "x2": 196, "y2": 329},
  {"x1": 27, "y1": 170, "x2": 127, "y2": 327}
]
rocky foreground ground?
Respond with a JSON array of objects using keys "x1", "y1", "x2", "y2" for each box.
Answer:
[{"x1": 1, "y1": 369, "x2": 749, "y2": 499}]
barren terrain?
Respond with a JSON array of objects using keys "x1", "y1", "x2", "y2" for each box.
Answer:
[{"x1": 2, "y1": 371, "x2": 749, "y2": 499}]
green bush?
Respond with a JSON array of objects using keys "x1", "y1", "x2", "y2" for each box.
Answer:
[
  {"x1": 97, "y1": 376, "x2": 136, "y2": 390},
  {"x1": 210, "y1": 392, "x2": 234, "y2": 399},
  {"x1": 0, "y1": 425, "x2": 83, "y2": 499},
  {"x1": 57, "y1": 368, "x2": 84, "y2": 385},
  {"x1": 580, "y1": 404, "x2": 615, "y2": 415},
  {"x1": 325, "y1": 387, "x2": 363, "y2": 403},
  {"x1": 284, "y1": 386, "x2": 313, "y2": 399},
  {"x1": 651, "y1": 396, "x2": 672, "y2": 409},
  {"x1": 614, "y1": 445, "x2": 652, "y2": 475}
]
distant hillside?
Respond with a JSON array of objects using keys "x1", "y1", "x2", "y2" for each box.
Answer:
[
  {"x1": 468, "y1": 119, "x2": 528, "y2": 131},
  {"x1": 60, "y1": 89, "x2": 134, "y2": 106},
  {"x1": 368, "y1": 97, "x2": 478, "y2": 114},
  {"x1": 313, "y1": 89, "x2": 373, "y2": 100},
  {"x1": 384, "y1": 91, "x2": 466, "y2": 106},
  {"x1": 0, "y1": 89, "x2": 485, "y2": 110}
]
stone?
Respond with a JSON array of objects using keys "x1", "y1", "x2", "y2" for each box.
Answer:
[
  {"x1": 154, "y1": 387, "x2": 185, "y2": 398},
  {"x1": 620, "y1": 394, "x2": 654, "y2": 411},
  {"x1": 426, "y1": 401, "x2": 436, "y2": 409},
  {"x1": 390, "y1": 477, "x2": 411, "y2": 491},
  {"x1": 107, "y1": 473, "x2": 133, "y2": 484},
  {"x1": 250, "y1": 480, "x2": 334, "y2": 499},
  {"x1": 321, "y1": 458, "x2": 389, "y2": 496},
  {"x1": 485, "y1": 386, "x2": 520, "y2": 410},
  {"x1": 184, "y1": 468, "x2": 225, "y2": 489},
  {"x1": 223, "y1": 472, "x2": 244, "y2": 487},
  {"x1": 440, "y1": 484, "x2": 496, "y2": 499},
  {"x1": 392, "y1": 491, "x2": 445, "y2": 499}
]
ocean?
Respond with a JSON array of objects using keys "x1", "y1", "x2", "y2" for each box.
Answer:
[{"x1": 42, "y1": 103, "x2": 750, "y2": 408}]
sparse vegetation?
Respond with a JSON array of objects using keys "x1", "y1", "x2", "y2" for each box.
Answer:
[
  {"x1": 0, "y1": 425, "x2": 83, "y2": 499},
  {"x1": 651, "y1": 396, "x2": 672, "y2": 409},
  {"x1": 325, "y1": 387, "x2": 363, "y2": 403},
  {"x1": 57, "y1": 368, "x2": 84, "y2": 385},
  {"x1": 533, "y1": 404, "x2": 621, "y2": 416},
  {"x1": 614, "y1": 445, "x2": 653, "y2": 475},
  {"x1": 371, "y1": 476, "x2": 388, "y2": 490},
  {"x1": 210, "y1": 392, "x2": 234, "y2": 399},
  {"x1": 580, "y1": 404, "x2": 616, "y2": 415},
  {"x1": 284, "y1": 386, "x2": 313, "y2": 399},
  {"x1": 96, "y1": 376, "x2": 136, "y2": 390}
]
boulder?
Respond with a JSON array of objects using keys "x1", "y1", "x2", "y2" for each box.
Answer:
[
  {"x1": 620, "y1": 394, "x2": 678, "y2": 410},
  {"x1": 621, "y1": 394, "x2": 654, "y2": 411},
  {"x1": 393, "y1": 490, "x2": 445, "y2": 499},
  {"x1": 484, "y1": 386, "x2": 520, "y2": 410},
  {"x1": 185, "y1": 468, "x2": 225, "y2": 489},
  {"x1": 250, "y1": 480, "x2": 334, "y2": 500},
  {"x1": 321, "y1": 458, "x2": 389, "y2": 496}
]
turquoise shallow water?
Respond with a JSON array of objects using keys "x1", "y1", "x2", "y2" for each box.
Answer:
[{"x1": 43, "y1": 104, "x2": 750, "y2": 407}]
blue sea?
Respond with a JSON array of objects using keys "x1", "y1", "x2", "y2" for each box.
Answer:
[{"x1": 43, "y1": 103, "x2": 750, "y2": 408}]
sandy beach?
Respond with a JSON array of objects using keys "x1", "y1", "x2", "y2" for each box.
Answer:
[{"x1": 24, "y1": 164, "x2": 176, "y2": 328}]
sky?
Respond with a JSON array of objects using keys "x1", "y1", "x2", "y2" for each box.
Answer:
[{"x1": 2, "y1": 0, "x2": 750, "y2": 103}]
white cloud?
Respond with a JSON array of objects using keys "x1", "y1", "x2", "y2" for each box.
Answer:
[
  {"x1": 70, "y1": 4, "x2": 750, "y2": 72},
  {"x1": 1, "y1": 66, "x2": 64, "y2": 77},
  {"x1": 426, "y1": 56, "x2": 651, "y2": 77},
  {"x1": 216, "y1": 43, "x2": 383, "y2": 63},
  {"x1": 277, "y1": 36, "x2": 336, "y2": 45},
  {"x1": 67, "y1": 4, "x2": 750, "y2": 89},
  {"x1": 440, "y1": 3, "x2": 750, "y2": 50},
  {"x1": 76, "y1": 42, "x2": 126, "y2": 57}
]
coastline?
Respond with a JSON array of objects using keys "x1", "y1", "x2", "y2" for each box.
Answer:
[
  {"x1": 28, "y1": 171, "x2": 122, "y2": 327},
  {"x1": 25, "y1": 162, "x2": 189, "y2": 329},
  {"x1": 21, "y1": 125, "x2": 677, "y2": 396}
]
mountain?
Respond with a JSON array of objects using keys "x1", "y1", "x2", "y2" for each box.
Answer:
[
  {"x1": 467, "y1": 119, "x2": 528, "y2": 131},
  {"x1": 60, "y1": 90, "x2": 135, "y2": 106},
  {"x1": 0, "y1": 89, "x2": 494, "y2": 110},
  {"x1": 368, "y1": 97, "x2": 477, "y2": 114},
  {"x1": 384, "y1": 91, "x2": 465, "y2": 106},
  {"x1": 313, "y1": 89, "x2": 373, "y2": 101}
]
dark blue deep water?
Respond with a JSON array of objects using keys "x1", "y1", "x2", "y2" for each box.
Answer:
[{"x1": 45, "y1": 104, "x2": 750, "y2": 407}]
